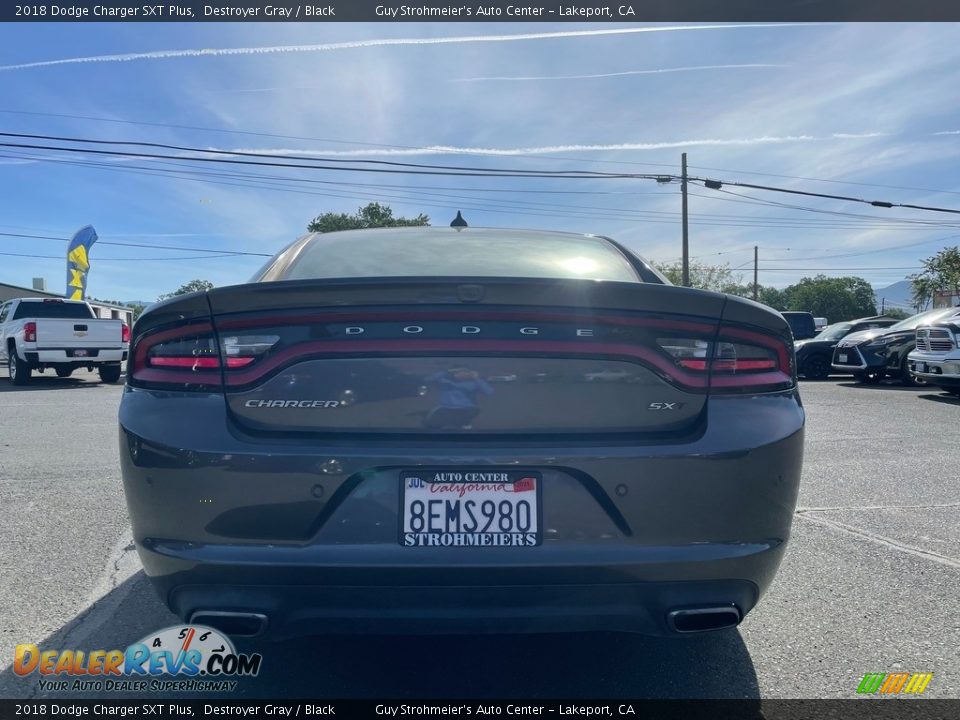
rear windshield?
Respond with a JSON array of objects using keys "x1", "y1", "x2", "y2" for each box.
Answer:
[
  {"x1": 277, "y1": 230, "x2": 641, "y2": 283},
  {"x1": 12, "y1": 301, "x2": 93, "y2": 320}
]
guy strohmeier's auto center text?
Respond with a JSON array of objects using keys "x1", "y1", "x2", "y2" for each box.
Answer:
[{"x1": 13, "y1": 3, "x2": 638, "y2": 20}]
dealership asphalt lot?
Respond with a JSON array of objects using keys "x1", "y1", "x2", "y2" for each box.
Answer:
[{"x1": 0, "y1": 371, "x2": 958, "y2": 699}]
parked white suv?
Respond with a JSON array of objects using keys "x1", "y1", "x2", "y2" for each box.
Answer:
[
  {"x1": 907, "y1": 309, "x2": 960, "y2": 396},
  {"x1": 0, "y1": 297, "x2": 129, "y2": 385}
]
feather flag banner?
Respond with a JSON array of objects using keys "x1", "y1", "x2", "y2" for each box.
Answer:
[{"x1": 66, "y1": 225, "x2": 98, "y2": 300}]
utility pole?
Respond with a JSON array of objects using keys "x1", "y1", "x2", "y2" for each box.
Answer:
[
  {"x1": 753, "y1": 245, "x2": 758, "y2": 301},
  {"x1": 881, "y1": 297, "x2": 885, "y2": 314},
  {"x1": 681, "y1": 152, "x2": 689, "y2": 287}
]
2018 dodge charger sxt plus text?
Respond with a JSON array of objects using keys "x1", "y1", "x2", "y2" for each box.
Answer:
[{"x1": 119, "y1": 227, "x2": 805, "y2": 638}]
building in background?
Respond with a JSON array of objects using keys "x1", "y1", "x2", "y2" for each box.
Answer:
[
  {"x1": 933, "y1": 289, "x2": 960, "y2": 309},
  {"x1": 0, "y1": 279, "x2": 135, "y2": 326}
]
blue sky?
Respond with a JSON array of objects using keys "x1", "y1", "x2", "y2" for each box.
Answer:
[{"x1": 1, "y1": 22, "x2": 959, "y2": 306}]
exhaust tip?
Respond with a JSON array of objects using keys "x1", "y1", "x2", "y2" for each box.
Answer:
[
  {"x1": 667, "y1": 605, "x2": 741, "y2": 633},
  {"x1": 188, "y1": 611, "x2": 268, "y2": 638}
]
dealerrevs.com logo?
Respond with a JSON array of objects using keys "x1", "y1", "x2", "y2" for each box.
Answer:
[{"x1": 13, "y1": 625, "x2": 262, "y2": 693}]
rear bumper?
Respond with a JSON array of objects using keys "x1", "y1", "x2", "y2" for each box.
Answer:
[
  {"x1": 171, "y1": 578, "x2": 761, "y2": 637},
  {"x1": 119, "y1": 387, "x2": 804, "y2": 636},
  {"x1": 28, "y1": 348, "x2": 125, "y2": 364}
]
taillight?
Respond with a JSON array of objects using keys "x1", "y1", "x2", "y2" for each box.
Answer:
[
  {"x1": 657, "y1": 325, "x2": 793, "y2": 392},
  {"x1": 128, "y1": 325, "x2": 278, "y2": 389},
  {"x1": 23, "y1": 322, "x2": 36, "y2": 343},
  {"x1": 121, "y1": 323, "x2": 130, "y2": 343}
]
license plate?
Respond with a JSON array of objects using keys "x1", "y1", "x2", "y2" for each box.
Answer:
[
  {"x1": 838, "y1": 353, "x2": 848, "y2": 363},
  {"x1": 400, "y1": 470, "x2": 540, "y2": 547},
  {"x1": 74, "y1": 349, "x2": 88, "y2": 357}
]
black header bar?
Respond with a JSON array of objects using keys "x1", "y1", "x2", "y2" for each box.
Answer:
[
  {"x1": 4, "y1": 0, "x2": 960, "y2": 22},
  {"x1": 0, "y1": 700, "x2": 957, "y2": 720}
]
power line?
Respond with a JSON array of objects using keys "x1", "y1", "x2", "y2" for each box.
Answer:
[
  {"x1": 0, "y1": 108, "x2": 680, "y2": 170},
  {"x1": 0, "y1": 131, "x2": 650, "y2": 178},
  {"x1": 0, "y1": 251, "x2": 250, "y2": 261},
  {"x1": 0, "y1": 231, "x2": 273, "y2": 257},
  {"x1": 691, "y1": 177, "x2": 960, "y2": 216},
  {"x1": 689, "y1": 163, "x2": 960, "y2": 197},
  {"x1": 10, "y1": 148, "x2": 960, "y2": 236},
  {"x1": 688, "y1": 187, "x2": 960, "y2": 227}
]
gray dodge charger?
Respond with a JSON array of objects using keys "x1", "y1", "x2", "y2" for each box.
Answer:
[{"x1": 119, "y1": 226, "x2": 804, "y2": 638}]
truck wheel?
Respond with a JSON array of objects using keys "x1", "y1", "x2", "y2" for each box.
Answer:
[
  {"x1": 98, "y1": 364, "x2": 122, "y2": 384},
  {"x1": 900, "y1": 357, "x2": 926, "y2": 387},
  {"x1": 8, "y1": 351, "x2": 31, "y2": 386},
  {"x1": 802, "y1": 355, "x2": 830, "y2": 380},
  {"x1": 55, "y1": 367, "x2": 74, "y2": 378}
]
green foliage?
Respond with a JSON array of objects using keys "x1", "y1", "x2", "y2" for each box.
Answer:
[
  {"x1": 655, "y1": 261, "x2": 748, "y2": 295},
  {"x1": 158, "y1": 279, "x2": 214, "y2": 301},
  {"x1": 756, "y1": 285, "x2": 788, "y2": 310},
  {"x1": 882, "y1": 308, "x2": 911, "y2": 320},
  {"x1": 911, "y1": 246, "x2": 960, "y2": 308},
  {"x1": 780, "y1": 275, "x2": 877, "y2": 321},
  {"x1": 655, "y1": 262, "x2": 877, "y2": 320},
  {"x1": 308, "y1": 202, "x2": 430, "y2": 233}
]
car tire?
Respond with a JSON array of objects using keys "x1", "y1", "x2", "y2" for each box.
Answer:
[
  {"x1": 900, "y1": 357, "x2": 926, "y2": 387},
  {"x1": 854, "y1": 371, "x2": 883, "y2": 384},
  {"x1": 55, "y1": 367, "x2": 73, "y2": 378},
  {"x1": 944, "y1": 388, "x2": 960, "y2": 397},
  {"x1": 802, "y1": 355, "x2": 830, "y2": 380},
  {"x1": 99, "y1": 364, "x2": 122, "y2": 384},
  {"x1": 8, "y1": 350, "x2": 31, "y2": 386}
]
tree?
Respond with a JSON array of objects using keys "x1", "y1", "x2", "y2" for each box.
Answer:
[
  {"x1": 756, "y1": 285, "x2": 788, "y2": 310},
  {"x1": 911, "y1": 246, "x2": 960, "y2": 309},
  {"x1": 883, "y1": 308, "x2": 911, "y2": 320},
  {"x1": 159, "y1": 279, "x2": 214, "y2": 301},
  {"x1": 308, "y1": 202, "x2": 429, "y2": 233},
  {"x1": 655, "y1": 261, "x2": 747, "y2": 295},
  {"x1": 779, "y1": 275, "x2": 877, "y2": 321}
]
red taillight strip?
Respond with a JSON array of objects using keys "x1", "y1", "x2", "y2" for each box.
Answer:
[
  {"x1": 149, "y1": 356, "x2": 221, "y2": 368},
  {"x1": 132, "y1": 322, "x2": 214, "y2": 372},
  {"x1": 148, "y1": 356, "x2": 255, "y2": 369},
  {"x1": 220, "y1": 339, "x2": 711, "y2": 389}
]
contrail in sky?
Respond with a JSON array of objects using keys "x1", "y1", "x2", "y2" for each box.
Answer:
[
  {"x1": 454, "y1": 64, "x2": 786, "y2": 82},
  {"x1": 221, "y1": 133, "x2": 889, "y2": 158},
  {"x1": 0, "y1": 24, "x2": 821, "y2": 72}
]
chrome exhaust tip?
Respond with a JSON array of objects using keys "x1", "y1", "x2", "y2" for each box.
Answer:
[
  {"x1": 188, "y1": 611, "x2": 269, "y2": 638},
  {"x1": 666, "y1": 605, "x2": 741, "y2": 633}
]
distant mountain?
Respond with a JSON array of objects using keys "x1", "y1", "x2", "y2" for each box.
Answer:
[{"x1": 873, "y1": 280, "x2": 920, "y2": 313}]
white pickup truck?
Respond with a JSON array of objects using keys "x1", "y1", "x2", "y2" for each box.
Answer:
[
  {"x1": 0, "y1": 297, "x2": 129, "y2": 385},
  {"x1": 907, "y1": 310, "x2": 960, "y2": 396}
]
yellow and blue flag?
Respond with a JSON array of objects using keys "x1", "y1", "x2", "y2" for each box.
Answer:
[{"x1": 66, "y1": 225, "x2": 98, "y2": 300}]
